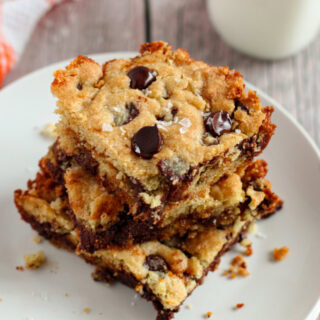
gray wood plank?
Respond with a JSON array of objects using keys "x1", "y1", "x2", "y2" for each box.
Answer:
[
  {"x1": 150, "y1": 0, "x2": 320, "y2": 146},
  {"x1": 4, "y1": 0, "x2": 145, "y2": 85}
]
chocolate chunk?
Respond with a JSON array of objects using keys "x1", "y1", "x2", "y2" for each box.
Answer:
[
  {"x1": 77, "y1": 82, "x2": 83, "y2": 90},
  {"x1": 204, "y1": 111, "x2": 232, "y2": 137},
  {"x1": 127, "y1": 103, "x2": 139, "y2": 121},
  {"x1": 145, "y1": 255, "x2": 168, "y2": 272},
  {"x1": 131, "y1": 126, "x2": 162, "y2": 159},
  {"x1": 123, "y1": 103, "x2": 139, "y2": 125},
  {"x1": 171, "y1": 107, "x2": 178, "y2": 117},
  {"x1": 113, "y1": 103, "x2": 139, "y2": 126},
  {"x1": 128, "y1": 66, "x2": 156, "y2": 90},
  {"x1": 235, "y1": 100, "x2": 249, "y2": 114},
  {"x1": 74, "y1": 149, "x2": 99, "y2": 176}
]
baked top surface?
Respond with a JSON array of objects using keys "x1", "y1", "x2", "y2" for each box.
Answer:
[{"x1": 52, "y1": 41, "x2": 274, "y2": 189}]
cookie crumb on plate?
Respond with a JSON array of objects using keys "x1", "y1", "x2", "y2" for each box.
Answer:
[
  {"x1": 33, "y1": 235, "x2": 42, "y2": 244},
  {"x1": 235, "y1": 303, "x2": 244, "y2": 309},
  {"x1": 273, "y1": 246, "x2": 289, "y2": 261},
  {"x1": 223, "y1": 256, "x2": 250, "y2": 279},
  {"x1": 16, "y1": 265, "x2": 24, "y2": 271},
  {"x1": 40, "y1": 123, "x2": 57, "y2": 139},
  {"x1": 24, "y1": 250, "x2": 46, "y2": 269},
  {"x1": 204, "y1": 311, "x2": 212, "y2": 318},
  {"x1": 83, "y1": 307, "x2": 91, "y2": 314}
]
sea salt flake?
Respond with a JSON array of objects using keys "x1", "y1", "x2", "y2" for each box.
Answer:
[
  {"x1": 142, "y1": 88, "x2": 152, "y2": 96},
  {"x1": 180, "y1": 127, "x2": 189, "y2": 134},
  {"x1": 102, "y1": 123, "x2": 113, "y2": 132},
  {"x1": 120, "y1": 127, "x2": 126, "y2": 135},
  {"x1": 235, "y1": 129, "x2": 241, "y2": 134},
  {"x1": 179, "y1": 118, "x2": 191, "y2": 128},
  {"x1": 167, "y1": 101, "x2": 173, "y2": 108}
]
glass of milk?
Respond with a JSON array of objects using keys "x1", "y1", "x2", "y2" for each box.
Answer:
[{"x1": 206, "y1": 0, "x2": 320, "y2": 60}]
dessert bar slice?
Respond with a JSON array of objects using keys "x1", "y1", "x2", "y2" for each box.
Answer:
[
  {"x1": 14, "y1": 168, "x2": 281, "y2": 320},
  {"x1": 52, "y1": 41, "x2": 276, "y2": 223},
  {"x1": 22, "y1": 141, "x2": 282, "y2": 252}
]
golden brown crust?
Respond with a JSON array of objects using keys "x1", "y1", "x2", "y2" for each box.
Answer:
[{"x1": 51, "y1": 42, "x2": 275, "y2": 207}]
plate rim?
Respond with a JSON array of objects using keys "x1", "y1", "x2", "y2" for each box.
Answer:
[{"x1": 1, "y1": 51, "x2": 320, "y2": 320}]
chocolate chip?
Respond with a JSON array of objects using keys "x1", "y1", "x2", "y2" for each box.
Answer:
[
  {"x1": 123, "y1": 103, "x2": 139, "y2": 125},
  {"x1": 128, "y1": 66, "x2": 156, "y2": 90},
  {"x1": 131, "y1": 126, "x2": 162, "y2": 159},
  {"x1": 113, "y1": 103, "x2": 139, "y2": 126},
  {"x1": 204, "y1": 111, "x2": 232, "y2": 137},
  {"x1": 171, "y1": 107, "x2": 178, "y2": 117},
  {"x1": 77, "y1": 82, "x2": 83, "y2": 90},
  {"x1": 235, "y1": 100, "x2": 249, "y2": 114},
  {"x1": 145, "y1": 255, "x2": 168, "y2": 272},
  {"x1": 74, "y1": 149, "x2": 98, "y2": 176}
]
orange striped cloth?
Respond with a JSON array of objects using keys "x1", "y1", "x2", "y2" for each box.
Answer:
[{"x1": 0, "y1": 0, "x2": 62, "y2": 87}]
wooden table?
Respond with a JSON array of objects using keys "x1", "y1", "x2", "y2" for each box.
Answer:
[
  {"x1": 3, "y1": 0, "x2": 320, "y2": 148},
  {"x1": 1, "y1": 0, "x2": 320, "y2": 318}
]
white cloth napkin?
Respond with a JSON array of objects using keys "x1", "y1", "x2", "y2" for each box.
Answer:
[{"x1": 0, "y1": 0, "x2": 62, "y2": 86}]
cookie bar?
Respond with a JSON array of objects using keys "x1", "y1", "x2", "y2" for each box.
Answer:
[
  {"x1": 27, "y1": 141, "x2": 282, "y2": 252},
  {"x1": 14, "y1": 167, "x2": 281, "y2": 320},
  {"x1": 51, "y1": 41, "x2": 276, "y2": 222}
]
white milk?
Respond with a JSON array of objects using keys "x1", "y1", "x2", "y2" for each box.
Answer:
[{"x1": 206, "y1": 0, "x2": 320, "y2": 59}]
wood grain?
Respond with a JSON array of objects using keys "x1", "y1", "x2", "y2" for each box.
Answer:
[
  {"x1": 3, "y1": 0, "x2": 145, "y2": 85},
  {"x1": 150, "y1": 0, "x2": 320, "y2": 146}
]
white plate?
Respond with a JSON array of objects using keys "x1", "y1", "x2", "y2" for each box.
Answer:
[{"x1": 0, "y1": 53, "x2": 320, "y2": 320}]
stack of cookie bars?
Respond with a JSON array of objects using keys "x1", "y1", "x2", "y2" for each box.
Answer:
[{"x1": 14, "y1": 42, "x2": 282, "y2": 320}]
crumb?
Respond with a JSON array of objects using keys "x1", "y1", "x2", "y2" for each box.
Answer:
[
  {"x1": 234, "y1": 303, "x2": 244, "y2": 310},
  {"x1": 240, "y1": 239, "x2": 253, "y2": 257},
  {"x1": 248, "y1": 223, "x2": 257, "y2": 234},
  {"x1": 16, "y1": 266, "x2": 24, "y2": 271},
  {"x1": 240, "y1": 238, "x2": 251, "y2": 247},
  {"x1": 65, "y1": 293, "x2": 69, "y2": 297},
  {"x1": 223, "y1": 256, "x2": 250, "y2": 279},
  {"x1": 33, "y1": 236, "x2": 42, "y2": 244},
  {"x1": 185, "y1": 304, "x2": 192, "y2": 309},
  {"x1": 83, "y1": 307, "x2": 91, "y2": 314},
  {"x1": 0, "y1": 298, "x2": 2, "y2": 302},
  {"x1": 40, "y1": 123, "x2": 57, "y2": 139},
  {"x1": 273, "y1": 246, "x2": 289, "y2": 261},
  {"x1": 204, "y1": 311, "x2": 212, "y2": 318},
  {"x1": 24, "y1": 250, "x2": 46, "y2": 269}
]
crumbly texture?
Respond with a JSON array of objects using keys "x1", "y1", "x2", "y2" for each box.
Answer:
[
  {"x1": 222, "y1": 256, "x2": 250, "y2": 279},
  {"x1": 13, "y1": 165, "x2": 276, "y2": 320},
  {"x1": 273, "y1": 246, "x2": 289, "y2": 261},
  {"x1": 24, "y1": 250, "x2": 46, "y2": 269},
  {"x1": 40, "y1": 123, "x2": 57, "y2": 139},
  {"x1": 52, "y1": 41, "x2": 276, "y2": 218},
  {"x1": 25, "y1": 142, "x2": 282, "y2": 252}
]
